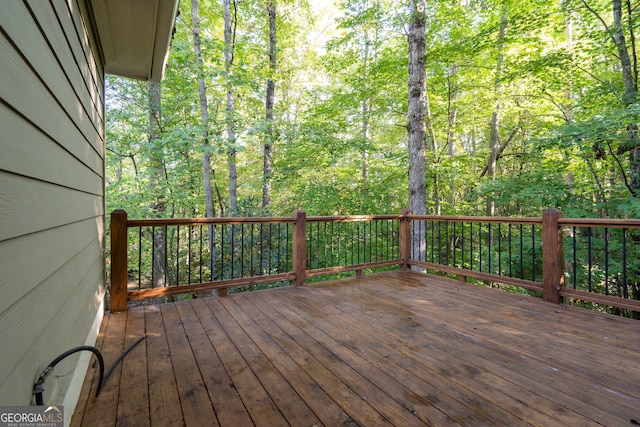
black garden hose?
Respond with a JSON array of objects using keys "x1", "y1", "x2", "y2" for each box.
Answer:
[
  {"x1": 33, "y1": 346, "x2": 104, "y2": 406},
  {"x1": 32, "y1": 335, "x2": 146, "y2": 406},
  {"x1": 99, "y1": 335, "x2": 146, "y2": 390}
]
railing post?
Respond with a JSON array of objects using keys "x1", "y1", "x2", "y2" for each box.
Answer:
[
  {"x1": 110, "y1": 209, "x2": 129, "y2": 312},
  {"x1": 399, "y1": 209, "x2": 412, "y2": 270},
  {"x1": 542, "y1": 208, "x2": 564, "y2": 304},
  {"x1": 292, "y1": 210, "x2": 307, "y2": 286}
]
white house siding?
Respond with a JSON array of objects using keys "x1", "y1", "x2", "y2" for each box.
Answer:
[{"x1": 0, "y1": 0, "x2": 105, "y2": 420}]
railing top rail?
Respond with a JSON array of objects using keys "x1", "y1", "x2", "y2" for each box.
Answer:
[
  {"x1": 558, "y1": 218, "x2": 640, "y2": 228},
  {"x1": 407, "y1": 214, "x2": 543, "y2": 225},
  {"x1": 127, "y1": 216, "x2": 296, "y2": 227},
  {"x1": 121, "y1": 211, "x2": 640, "y2": 229}
]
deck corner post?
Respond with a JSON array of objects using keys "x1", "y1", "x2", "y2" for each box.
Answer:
[
  {"x1": 110, "y1": 209, "x2": 129, "y2": 312},
  {"x1": 292, "y1": 210, "x2": 307, "y2": 286},
  {"x1": 542, "y1": 208, "x2": 564, "y2": 304},
  {"x1": 399, "y1": 209, "x2": 412, "y2": 270}
]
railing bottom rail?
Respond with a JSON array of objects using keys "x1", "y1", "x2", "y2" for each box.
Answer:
[
  {"x1": 411, "y1": 260, "x2": 542, "y2": 292},
  {"x1": 307, "y1": 260, "x2": 401, "y2": 279},
  {"x1": 559, "y1": 288, "x2": 640, "y2": 312},
  {"x1": 128, "y1": 272, "x2": 295, "y2": 301}
]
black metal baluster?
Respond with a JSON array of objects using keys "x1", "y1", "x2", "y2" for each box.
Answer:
[
  {"x1": 452, "y1": 222, "x2": 456, "y2": 267},
  {"x1": 623, "y1": 229, "x2": 628, "y2": 298},
  {"x1": 308, "y1": 221, "x2": 313, "y2": 268},
  {"x1": 210, "y1": 224, "x2": 215, "y2": 282},
  {"x1": 138, "y1": 228, "x2": 143, "y2": 290},
  {"x1": 358, "y1": 221, "x2": 362, "y2": 264},
  {"x1": 588, "y1": 227, "x2": 592, "y2": 292},
  {"x1": 317, "y1": 222, "x2": 322, "y2": 268},
  {"x1": 604, "y1": 227, "x2": 609, "y2": 295},
  {"x1": 351, "y1": 222, "x2": 355, "y2": 266},
  {"x1": 230, "y1": 224, "x2": 235, "y2": 279},
  {"x1": 188, "y1": 226, "x2": 192, "y2": 285},
  {"x1": 469, "y1": 222, "x2": 473, "y2": 270},
  {"x1": 260, "y1": 223, "x2": 265, "y2": 275},
  {"x1": 199, "y1": 225, "x2": 203, "y2": 283},
  {"x1": 479, "y1": 223, "x2": 482, "y2": 273},
  {"x1": 498, "y1": 223, "x2": 502, "y2": 276},
  {"x1": 572, "y1": 227, "x2": 577, "y2": 289},
  {"x1": 164, "y1": 226, "x2": 168, "y2": 286},
  {"x1": 276, "y1": 223, "x2": 281, "y2": 273},
  {"x1": 531, "y1": 225, "x2": 535, "y2": 282},
  {"x1": 153, "y1": 226, "x2": 157, "y2": 287},
  {"x1": 508, "y1": 224, "x2": 512, "y2": 277},
  {"x1": 430, "y1": 220, "x2": 435, "y2": 263},
  {"x1": 519, "y1": 224, "x2": 523, "y2": 280},
  {"x1": 488, "y1": 223, "x2": 492, "y2": 274},
  {"x1": 269, "y1": 223, "x2": 273, "y2": 274},
  {"x1": 323, "y1": 222, "x2": 327, "y2": 268},
  {"x1": 247, "y1": 224, "x2": 251, "y2": 277},
  {"x1": 445, "y1": 221, "x2": 450, "y2": 266},
  {"x1": 220, "y1": 225, "x2": 225, "y2": 279},
  {"x1": 460, "y1": 222, "x2": 465, "y2": 269},
  {"x1": 176, "y1": 225, "x2": 180, "y2": 286}
]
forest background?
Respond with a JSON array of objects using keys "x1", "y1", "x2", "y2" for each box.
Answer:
[{"x1": 105, "y1": 0, "x2": 640, "y2": 222}]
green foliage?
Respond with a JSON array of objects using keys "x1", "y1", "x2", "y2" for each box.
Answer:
[{"x1": 106, "y1": 0, "x2": 640, "y2": 223}]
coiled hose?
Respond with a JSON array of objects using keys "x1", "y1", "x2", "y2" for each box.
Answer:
[{"x1": 32, "y1": 336, "x2": 145, "y2": 406}]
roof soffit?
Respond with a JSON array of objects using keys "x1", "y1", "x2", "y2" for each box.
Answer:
[{"x1": 90, "y1": 0, "x2": 178, "y2": 82}]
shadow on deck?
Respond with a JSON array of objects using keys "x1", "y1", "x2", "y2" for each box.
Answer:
[{"x1": 72, "y1": 270, "x2": 640, "y2": 426}]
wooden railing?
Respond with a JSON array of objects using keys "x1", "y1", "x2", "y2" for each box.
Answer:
[{"x1": 110, "y1": 209, "x2": 640, "y2": 315}]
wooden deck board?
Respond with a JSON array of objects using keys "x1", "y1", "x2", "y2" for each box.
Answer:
[
  {"x1": 116, "y1": 308, "x2": 149, "y2": 427},
  {"x1": 144, "y1": 305, "x2": 183, "y2": 426},
  {"x1": 71, "y1": 270, "x2": 640, "y2": 426},
  {"x1": 299, "y1": 276, "x2": 617, "y2": 425},
  {"x1": 208, "y1": 296, "x2": 308, "y2": 426},
  {"x1": 176, "y1": 299, "x2": 253, "y2": 426}
]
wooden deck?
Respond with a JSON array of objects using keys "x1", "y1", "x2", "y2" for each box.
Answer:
[{"x1": 71, "y1": 270, "x2": 640, "y2": 426}]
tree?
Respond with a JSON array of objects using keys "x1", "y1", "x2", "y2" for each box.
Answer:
[
  {"x1": 224, "y1": 0, "x2": 238, "y2": 216},
  {"x1": 485, "y1": 11, "x2": 507, "y2": 217},
  {"x1": 407, "y1": 0, "x2": 427, "y2": 263},
  {"x1": 191, "y1": 0, "x2": 215, "y2": 220},
  {"x1": 263, "y1": 1, "x2": 277, "y2": 212},
  {"x1": 148, "y1": 80, "x2": 167, "y2": 288}
]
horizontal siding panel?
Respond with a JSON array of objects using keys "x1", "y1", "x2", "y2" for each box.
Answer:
[
  {"x1": 0, "y1": 217, "x2": 104, "y2": 316},
  {"x1": 1, "y1": 2, "x2": 103, "y2": 158},
  {"x1": 53, "y1": 0, "x2": 105, "y2": 134},
  {"x1": 0, "y1": 241, "x2": 104, "y2": 404},
  {"x1": 0, "y1": 103, "x2": 102, "y2": 195},
  {"x1": 0, "y1": 33, "x2": 103, "y2": 177},
  {"x1": 55, "y1": 0, "x2": 104, "y2": 107},
  {"x1": 0, "y1": 171, "x2": 103, "y2": 241},
  {"x1": 26, "y1": 0, "x2": 104, "y2": 140}
]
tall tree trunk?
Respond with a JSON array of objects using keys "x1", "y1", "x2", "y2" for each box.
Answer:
[
  {"x1": 362, "y1": 5, "x2": 371, "y2": 194},
  {"x1": 564, "y1": 10, "x2": 574, "y2": 124},
  {"x1": 263, "y1": 1, "x2": 276, "y2": 213},
  {"x1": 191, "y1": 0, "x2": 215, "y2": 220},
  {"x1": 148, "y1": 81, "x2": 166, "y2": 289},
  {"x1": 485, "y1": 13, "x2": 507, "y2": 217},
  {"x1": 191, "y1": 0, "x2": 215, "y2": 219},
  {"x1": 191, "y1": 0, "x2": 217, "y2": 297},
  {"x1": 408, "y1": 0, "x2": 427, "y2": 265},
  {"x1": 224, "y1": 0, "x2": 238, "y2": 216},
  {"x1": 362, "y1": 98, "x2": 370, "y2": 184},
  {"x1": 447, "y1": 65, "x2": 458, "y2": 208}
]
